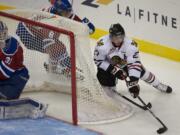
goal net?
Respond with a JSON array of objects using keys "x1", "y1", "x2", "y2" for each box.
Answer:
[{"x1": 0, "y1": 9, "x2": 133, "y2": 124}]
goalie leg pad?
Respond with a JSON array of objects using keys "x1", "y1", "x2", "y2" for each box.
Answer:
[{"x1": 0, "y1": 98, "x2": 48, "y2": 120}]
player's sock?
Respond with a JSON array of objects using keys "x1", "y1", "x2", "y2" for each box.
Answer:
[{"x1": 140, "y1": 70, "x2": 172, "y2": 93}]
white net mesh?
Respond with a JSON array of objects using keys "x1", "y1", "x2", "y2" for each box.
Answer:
[{"x1": 0, "y1": 9, "x2": 133, "y2": 124}]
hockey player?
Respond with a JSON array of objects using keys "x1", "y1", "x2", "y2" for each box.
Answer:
[
  {"x1": 16, "y1": 0, "x2": 94, "y2": 78},
  {"x1": 44, "y1": 0, "x2": 95, "y2": 34},
  {"x1": 0, "y1": 21, "x2": 29, "y2": 100},
  {"x1": 94, "y1": 23, "x2": 172, "y2": 99},
  {"x1": 0, "y1": 21, "x2": 47, "y2": 119},
  {"x1": 16, "y1": 18, "x2": 76, "y2": 78}
]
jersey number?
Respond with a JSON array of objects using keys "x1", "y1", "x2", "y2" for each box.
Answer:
[
  {"x1": 5, "y1": 57, "x2": 12, "y2": 65},
  {"x1": 43, "y1": 31, "x2": 55, "y2": 48},
  {"x1": 49, "y1": 31, "x2": 54, "y2": 39}
]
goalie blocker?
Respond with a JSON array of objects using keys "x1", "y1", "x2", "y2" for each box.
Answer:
[{"x1": 0, "y1": 98, "x2": 48, "y2": 119}]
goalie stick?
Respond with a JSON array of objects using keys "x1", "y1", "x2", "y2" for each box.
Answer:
[
  {"x1": 138, "y1": 96, "x2": 168, "y2": 134},
  {"x1": 112, "y1": 89, "x2": 152, "y2": 111}
]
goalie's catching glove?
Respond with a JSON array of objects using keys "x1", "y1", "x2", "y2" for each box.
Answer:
[{"x1": 127, "y1": 77, "x2": 140, "y2": 98}]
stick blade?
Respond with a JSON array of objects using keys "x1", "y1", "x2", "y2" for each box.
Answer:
[{"x1": 157, "y1": 127, "x2": 168, "y2": 134}]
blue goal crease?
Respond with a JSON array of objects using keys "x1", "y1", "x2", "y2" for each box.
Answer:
[{"x1": 0, "y1": 117, "x2": 101, "y2": 135}]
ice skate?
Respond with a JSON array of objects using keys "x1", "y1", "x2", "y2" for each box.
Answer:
[{"x1": 154, "y1": 83, "x2": 172, "y2": 93}]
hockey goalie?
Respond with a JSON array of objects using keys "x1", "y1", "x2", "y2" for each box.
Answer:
[{"x1": 0, "y1": 21, "x2": 47, "y2": 119}]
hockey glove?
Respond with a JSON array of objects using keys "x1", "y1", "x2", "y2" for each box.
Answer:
[
  {"x1": 127, "y1": 77, "x2": 140, "y2": 98},
  {"x1": 107, "y1": 64, "x2": 127, "y2": 80},
  {"x1": 82, "y1": 17, "x2": 95, "y2": 35}
]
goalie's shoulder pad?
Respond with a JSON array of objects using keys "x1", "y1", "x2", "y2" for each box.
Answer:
[{"x1": 3, "y1": 37, "x2": 19, "y2": 55}]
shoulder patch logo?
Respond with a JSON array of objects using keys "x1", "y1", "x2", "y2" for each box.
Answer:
[
  {"x1": 131, "y1": 40, "x2": 138, "y2": 47},
  {"x1": 97, "y1": 39, "x2": 104, "y2": 46}
]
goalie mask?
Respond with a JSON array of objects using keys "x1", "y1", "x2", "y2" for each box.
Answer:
[
  {"x1": 109, "y1": 23, "x2": 125, "y2": 47},
  {"x1": 0, "y1": 21, "x2": 8, "y2": 48}
]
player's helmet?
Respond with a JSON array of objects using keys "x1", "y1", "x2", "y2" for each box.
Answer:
[
  {"x1": 53, "y1": 0, "x2": 72, "y2": 12},
  {"x1": 0, "y1": 21, "x2": 8, "y2": 44},
  {"x1": 109, "y1": 23, "x2": 125, "y2": 37}
]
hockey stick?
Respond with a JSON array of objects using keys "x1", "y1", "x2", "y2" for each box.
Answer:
[
  {"x1": 137, "y1": 96, "x2": 168, "y2": 134},
  {"x1": 112, "y1": 89, "x2": 152, "y2": 110}
]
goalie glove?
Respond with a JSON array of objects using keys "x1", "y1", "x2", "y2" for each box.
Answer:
[
  {"x1": 107, "y1": 64, "x2": 127, "y2": 80},
  {"x1": 127, "y1": 77, "x2": 140, "y2": 98}
]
